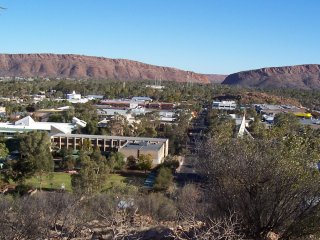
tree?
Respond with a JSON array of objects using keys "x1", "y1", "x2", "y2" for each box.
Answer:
[
  {"x1": 0, "y1": 142, "x2": 8, "y2": 159},
  {"x1": 196, "y1": 131, "x2": 320, "y2": 239},
  {"x1": 71, "y1": 151, "x2": 109, "y2": 194},
  {"x1": 47, "y1": 113, "x2": 64, "y2": 122},
  {"x1": 154, "y1": 167, "x2": 173, "y2": 191},
  {"x1": 79, "y1": 139, "x2": 93, "y2": 154},
  {"x1": 108, "y1": 152, "x2": 125, "y2": 172},
  {"x1": 162, "y1": 155, "x2": 180, "y2": 172},
  {"x1": 5, "y1": 132, "x2": 53, "y2": 186},
  {"x1": 137, "y1": 154, "x2": 153, "y2": 172},
  {"x1": 61, "y1": 149, "x2": 76, "y2": 170},
  {"x1": 126, "y1": 155, "x2": 137, "y2": 169}
]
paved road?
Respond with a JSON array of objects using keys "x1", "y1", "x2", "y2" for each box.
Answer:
[
  {"x1": 175, "y1": 154, "x2": 203, "y2": 186},
  {"x1": 175, "y1": 108, "x2": 209, "y2": 186}
]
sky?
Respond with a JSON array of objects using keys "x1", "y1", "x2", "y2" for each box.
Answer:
[{"x1": 0, "y1": 0, "x2": 319, "y2": 74}]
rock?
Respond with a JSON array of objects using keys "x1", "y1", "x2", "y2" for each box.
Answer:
[
  {"x1": 266, "y1": 231, "x2": 280, "y2": 240},
  {"x1": 139, "y1": 227, "x2": 174, "y2": 240}
]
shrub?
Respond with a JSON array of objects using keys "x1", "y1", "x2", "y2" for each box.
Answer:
[
  {"x1": 138, "y1": 192, "x2": 177, "y2": 221},
  {"x1": 154, "y1": 167, "x2": 173, "y2": 191}
]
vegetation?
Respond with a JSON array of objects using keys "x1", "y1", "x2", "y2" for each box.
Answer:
[
  {"x1": 153, "y1": 167, "x2": 174, "y2": 191},
  {"x1": 196, "y1": 112, "x2": 320, "y2": 239},
  {"x1": 3, "y1": 80, "x2": 320, "y2": 238},
  {"x1": 108, "y1": 152, "x2": 126, "y2": 171},
  {"x1": 71, "y1": 150, "x2": 109, "y2": 194},
  {"x1": 137, "y1": 154, "x2": 153, "y2": 172},
  {"x1": 4, "y1": 132, "x2": 53, "y2": 187}
]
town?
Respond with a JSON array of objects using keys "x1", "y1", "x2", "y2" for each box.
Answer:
[
  {"x1": 0, "y1": 78, "x2": 320, "y2": 238},
  {"x1": 1, "y1": 1, "x2": 320, "y2": 238}
]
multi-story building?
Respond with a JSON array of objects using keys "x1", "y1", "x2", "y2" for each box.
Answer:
[{"x1": 50, "y1": 134, "x2": 169, "y2": 165}]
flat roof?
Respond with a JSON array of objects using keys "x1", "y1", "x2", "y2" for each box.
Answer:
[
  {"x1": 121, "y1": 142, "x2": 163, "y2": 151},
  {"x1": 50, "y1": 133, "x2": 168, "y2": 142}
]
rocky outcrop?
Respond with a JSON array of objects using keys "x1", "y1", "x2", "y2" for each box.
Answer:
[
  {"x1": 0, "y1": 54, "x2": 209, "y2": 83},
  {"x1": 222, "y1": 64, "x2": 320, "y2": 89}
]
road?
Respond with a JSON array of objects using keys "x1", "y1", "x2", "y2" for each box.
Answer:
[{"x1": 175, "y1": 107, "x2": 209, "y2": 186}]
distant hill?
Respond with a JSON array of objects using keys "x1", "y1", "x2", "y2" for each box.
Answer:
[
  {"x1": 222, "y1": 64, "x2": 320, "y2": 89},
  {"x1": 204, "y1": 74, "x2": 227, "y2": 83},
  {"x1": 0, "y1": 54, "x2": 209, "y2": 83}
]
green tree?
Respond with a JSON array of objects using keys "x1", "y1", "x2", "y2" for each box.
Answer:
[
  {"x1": 71, "y1": 152, "x2": 109, "y2": 194},
  {"x1": 79, "y1": 139, "x2": 93, "y2": 154},
  {"x1": 137, "y1": 154, "x2": 153, "y2": 172},
  {"x1": 154, "y1": 167, "x2": 173, "y2": 191},
  {"x1": 197, "y1": 127, "x2": 320, "y2": 239},
  {"x1": 5, "y1": 132, "x2": 53, "y2": 187},
  {"x1": 126, "y1": 155, "x2": 137, "y2": 169},
  {"x1": 0, "y1": 143, "x2": 9, "y2": 159},
  {"x1": 162, "y1": 155, "x2": 180, "y2": 171},
  {"x1": 48, "y1": 113, "x2": 64, "y2": 122},
  {"x1": 108, "y1": 152, "x2": 125, "y2": 172},
  {"x1": 61, "y1": 150, "x2": 76, "y2": 170}
]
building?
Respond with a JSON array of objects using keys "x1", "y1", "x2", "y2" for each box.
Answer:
[
  {"x1": 0, "y1": 116, "x2": 86, "y2": 136},
  {"x1": 119, "y1": 142, "x2": 166, "y2": 165},
  {"x1": 145, "y1": 85, "x2": 165, "y2": 90},
  {"x1": 66, "y1": 91, "x2": 88, "y2": 104},
  {"x1": 51, "y1": 134, "x2": 169, "y2": 165},
  {"x1": 98, "y1": 98, "x2": 175, "y2": 110},
  {"x1": 131, "y1": 96, "x2": 153, "y2": 102},
  {"x1": 66, "y1": 90, "x2": 81, "y2": 100},
  {"x1": 255, "y1": 104, "x2": 305, "y2": 116},
  {"x1": 87, "y1": 95, "x2": 104, "y2": 100},
  {"x1": 212, "y1": 101, "x2": 237, "y2": 110},
  {"x1": 159, "y1": 111, "x2": 176, "y2": 122}
]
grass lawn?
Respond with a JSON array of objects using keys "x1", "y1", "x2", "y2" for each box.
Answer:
[
  {"x1": 26, "y1": 172, "x2": 73, "y2": 191},
  {"x1": 26, "y1": 172, "x2": 127, "y2": 192}
]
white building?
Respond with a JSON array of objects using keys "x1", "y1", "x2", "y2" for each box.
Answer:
[
  {"x1": 145, "y1": 85, "x2": 165, "y2": 90},
  {"x1": 212, "y1": 101, "x2": 237, "y2": 110},
  {"x1": 67, "y1": 91, "x2": 81, "y2": 100},
  {"x1": 131, "y1": 96, "x2": 153, "y2": 102},
  {"x1": 66, "y1": 91, "x2": 88, "y2": 103},
  {"x1": 0, "y1": 116, "x2": 87, "y2": 136}
]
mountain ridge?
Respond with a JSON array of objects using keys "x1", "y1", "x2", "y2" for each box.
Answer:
[
  {"x1": 222, "y1": 64, "x2": 320, "y2": 89},
  {"x1": 0, "y1": 53, "x2": 211, "y2": 83}
]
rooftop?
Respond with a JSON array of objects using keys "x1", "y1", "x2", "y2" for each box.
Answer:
[
  {"x1": 50, "y1": 133, "x2": 168, "y2": 142},
  {"x1": 0, "y1": 116, "x2": 85, "y2": 134}
]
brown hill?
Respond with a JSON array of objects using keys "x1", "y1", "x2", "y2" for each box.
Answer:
[
  {"x1": 0, "y1": 54, "x2": 209, "y2": 83},
  {"x1": 204, "y1": 74, "x2": 227, "y2": 83},
  {"x1": 222, "y1": 64, "x2": 320, "y2": 89}
]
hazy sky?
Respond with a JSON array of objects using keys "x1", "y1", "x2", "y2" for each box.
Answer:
[{"x1": 0, "y1": 0, "x2": 319, "y2": 74}]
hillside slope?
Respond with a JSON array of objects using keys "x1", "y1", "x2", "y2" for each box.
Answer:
[
  {"x1": 0, "y1": 54, "x2": 209, "y2": 83},
  {"x1": 204, "y1": 74, "x2": 227, "y2": 83},
  {"x1": 222, "y1": 64, "x2": 320, "y2": 89}
]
